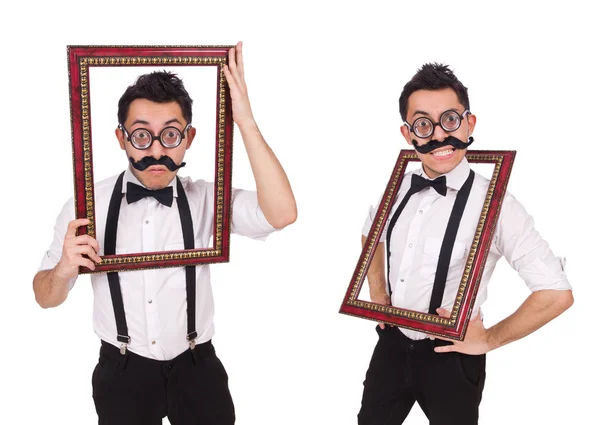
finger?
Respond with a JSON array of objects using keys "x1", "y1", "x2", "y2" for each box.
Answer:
[
  {"x1": 66, "y1": 244, "x2": 100, "y2": 261},
  {"x1": 227, "y1": 44, "x2": 245, "y2": 90},
  {"x1": 89, "y1": 237, "x2": 100, "y2": 254},
  {"x1": 228, "y1": 46, "x2": 237, "y2": 75},
  {"x1": 425, "y1": 333, "x2": 453, "y2": 342},
  {"x1": 436, "y1": 308, "x2": 451, "y2": 318},
  {"x1": 72, "y1": 256, "x2": 97, "y2": 271},
  {"x1": 66, "y1": 236, "x2": 102, "y2": 262},
  {"x1": 222, "y1": 65, "x2": 239, "y2": 92},
  {"x1": 59, "y1": 252, "x2": 97, "y2": 272},
  {"x1": 86, "y1": 248, "x2": 102, "y2": 264},
  {"x1": 66, "y1": 218, "x2": 90, "y2": 238},
  {"x1": 236, "y1": 41, "x2": 244, "y2": 78},
  {"x1": 378, "y1": 323, "x2": 385, "y2": 329},
  {"x1": 68, "y1": 234, "x2": 99, "y2": 248},
  {"x1": 434, "y1": 344, "x2": 457, "y2": 353}
]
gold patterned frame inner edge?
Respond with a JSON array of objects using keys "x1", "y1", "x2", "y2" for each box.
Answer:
[
  {"x1": 74, "y1": 55, "x2": 228, "y2": 272},
  {"x1": 346, "y1": 152, "x2": 504, "y2": 330}
]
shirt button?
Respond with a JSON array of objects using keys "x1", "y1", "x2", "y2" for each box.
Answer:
[
  {"x1": 400, "y1": 279, "x2": 405, "y2": 282},
  {"x1": 145, "y1": 220, "x2": 149, "y2": 224},
  {"x1": 418, "y1": 210, "x2": 423, "y2": 214},
  {"x1": 148, "y1": 299, "x2": 153, "y2": 304},
  {"x1": 408, "y1": 343, "x2": 415, "y2": 350},
  {"x1": 152, "y1": 341, "x2": 156, "y2": 345},
  {"x1": 408, "y1": 243, "x2": 413, "y2": 248}
]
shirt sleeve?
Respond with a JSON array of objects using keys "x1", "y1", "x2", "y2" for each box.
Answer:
[
  {"x1": 231, "y1": 188, "x2": 276, "y2": 241},
  {"x1": 494, "y1": 192, "x2": 571, "y2": 292},
  {"x1": 38, "y1": 198, "x2": 77, "y2": 289},
  {"x1": 362, "y1": 193, "x2": 389, "y2": 243}
]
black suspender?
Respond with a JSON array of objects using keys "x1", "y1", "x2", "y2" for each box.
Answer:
[
  {"x1": 385, "y1": 170, "x2": 475, "y2": 315},
  {"x1": 175, "y1": 177, "x2": 198, "y2": 349},
  {"x1": 428, "y1": 170, "x2": 474, "y2": 313},
  {"x1": 104, "y1": 172, "x2": 197, "y2": 354},
  {"x1": 105, "y1": 172, "x2": 129, "y2": 354}
]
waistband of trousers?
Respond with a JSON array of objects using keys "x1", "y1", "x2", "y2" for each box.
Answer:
[
  {"x1": 377, "y1": 324, "x2": 454, "y2": 349},
  {"x1": 100, "y1": 339, "x2": 215, "y2": 365}
]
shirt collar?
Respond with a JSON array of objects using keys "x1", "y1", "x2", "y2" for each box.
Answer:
[
  {"x1": 417, "y1": 156, "x2": 470, "y2": 192},
  {"x1": 122, "y1": 166, "x2": 179, "y2": 197}
]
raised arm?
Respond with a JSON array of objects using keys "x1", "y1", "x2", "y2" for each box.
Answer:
[{"x1": 223, "y1": 42, "x2": 297, "y2": 229}]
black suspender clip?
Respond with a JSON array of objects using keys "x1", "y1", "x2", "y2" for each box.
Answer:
[
  {"x1": 117, "y1": 335, "x2": 131, "y2": 355},
  {"x1": 187, "y1": 332, "x2": 198, "y2": 350}
]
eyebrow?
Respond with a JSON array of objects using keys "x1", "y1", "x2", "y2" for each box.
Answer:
[
  {"x1": 164, "y1": 118, "x2": 184, "y2": 126},
  {"x1": 130, "y1": 118, "x2": 184, "y2": 127},
  {"x1": 410, "y1": 108, "x2": 460, "y2": 119},
  {"x1": 130, "y1": 119, "x2": 150, "y2": 126},
  {"x1": 412, "y1": 110, "x2": 432, "y2": 118}
]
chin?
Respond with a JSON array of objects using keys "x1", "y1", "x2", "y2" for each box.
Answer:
[{"x1": 134, "y1": 170, "x2": 175, "y2": 190}]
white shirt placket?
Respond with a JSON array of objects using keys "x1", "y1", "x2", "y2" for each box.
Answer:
[
  {"x1": 142, "y1": 200, "x2": 161, "y2": 354},
  {"x1": 392, "y1": 189, "x2": 437, "y2": 307}
]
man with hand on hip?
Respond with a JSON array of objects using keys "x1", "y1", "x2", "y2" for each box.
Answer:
[{"x1": 357, "y1": 63, "x2": 573, "y2": 425}]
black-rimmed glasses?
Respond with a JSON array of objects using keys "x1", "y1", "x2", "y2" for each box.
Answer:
[
  {"x1": 405, "y1": 110, "x2": 470, "y2": 139},
  {"x1": 119, "y1": 124, "x2": 192, "y2": 150}
]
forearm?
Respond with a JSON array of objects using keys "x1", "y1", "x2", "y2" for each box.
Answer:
[
  {"x1": 238, "y1": 120, "x2": 297, "y2": 229},
  {"x1": 362, "y1": 237, "x2": 387, "y2": 298},
  {"x1": 33, "y1": 268, "x2": 71, "y2": 308},
  {"x1": 486, "y1": 289, "x2": 573, "y2": 351}
]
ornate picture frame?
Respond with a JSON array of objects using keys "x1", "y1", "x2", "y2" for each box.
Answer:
[
  {"x1": 339, "y1": 150, "x2": 516, "y2": 340},
  {"x1": 67, "y1": 45, "x2": 234, "y2": 273}
]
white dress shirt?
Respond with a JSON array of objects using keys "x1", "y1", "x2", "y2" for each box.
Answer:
[
  {"x1": 362, "y1": 157, "x2": 571, "y2": 340},
  {"x1": 40, "y1": 168, "x2": 275, "y2": 360}
]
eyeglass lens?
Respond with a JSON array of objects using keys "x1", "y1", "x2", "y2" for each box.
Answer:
[
  {"x1": 130, "y1": 127, "x2": 183, "y2": 149},
  {"x1": 413, "y1": 110, "x2": 463, "y2": 138}
]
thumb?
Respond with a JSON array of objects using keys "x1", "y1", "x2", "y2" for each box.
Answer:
[{"x1": 436, "y1": 308, "x2": 451, "y2": 318}]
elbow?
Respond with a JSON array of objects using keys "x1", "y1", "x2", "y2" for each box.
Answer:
[
  {"x1": 269, "y1": 206, "x2": 298, "y2": 230},
  {"x1": 33, "y1": 278, "x2": 48, "y2": 308},
  {"x1": 34, "y1": 289, "x2": 60, "y2": 309},
  {"x1": 557, "y1": 289, "x2": 574, "y2": 312},
  {"x1": 34, "y1": 292, "x2": 53, "y2": 309},
  {"x1": 33, "y1": 275, "x2": 66, "y2": 309},
  {"x1": 35, "y1": 296, "x2": 64, "y2": 309},
  {"x1": 543, "y1": 289, "x2": 574, "y2": 316}
]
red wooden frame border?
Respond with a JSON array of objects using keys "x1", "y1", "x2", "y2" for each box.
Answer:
[
  {"x1": 67, "y1": 45, "x2": 234, "y2": 273},
  {"x1": 339, "y1": 150, "x2": 516, "y2": 340}
]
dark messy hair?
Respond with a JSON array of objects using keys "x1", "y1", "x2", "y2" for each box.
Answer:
[
  {"x1": 398, "y1": 63, "x2": 469, "y2": 122},
  {"x1": 117, "y1": 71, "x2": 193, "y2": 124}
]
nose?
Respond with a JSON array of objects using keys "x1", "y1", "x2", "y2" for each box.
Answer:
[
  {"x1": 146, "y1": 138, "x2": 167, "y2": 159},
  {"x1": 431, "y1": 123, "x2": 449, "y2": 142}
]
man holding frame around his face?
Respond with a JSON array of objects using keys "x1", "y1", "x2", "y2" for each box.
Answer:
[
  {"x1": 33, "y1": 42, "x2": 297, "y2": 425},
  {"x1": 357, "y1": 63, "x2": 573, "y2": 425}
]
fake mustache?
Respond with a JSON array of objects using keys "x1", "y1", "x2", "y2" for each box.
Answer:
[
  {"x1": 412, "y1": 135, "x2": 474, "y2": 154},
  {"x1": 129, "y1": 156, "x2": 186, "y2": 171}
]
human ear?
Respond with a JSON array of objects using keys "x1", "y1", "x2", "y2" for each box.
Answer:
[
  {"x1": 400, "y1": 124, "x2": 412, "y2": 145},
  {"x1": 115, "y1": 127, "x2": 126, "y2": 150},
  {"x1": 185, "y1": 126, "x2": 196, "y2": 149},
  {"x1": 467, "y1": 113, "x2": 477, "y2": 136}
]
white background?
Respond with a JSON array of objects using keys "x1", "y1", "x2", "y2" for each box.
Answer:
[
  {"x1": 1, "y1": 1, "x2": 598, "y2": 424},
  {"x1": 89, "y1": 65, "x2": 218, "y2": 184}
]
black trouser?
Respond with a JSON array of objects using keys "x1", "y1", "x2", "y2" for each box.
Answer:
[
  {"x1": 358, "y1": 325, "x2": 486, "y2": 425},
  {"x1": 92, "y1": 340, "x2": 235, "y2": 425}
]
